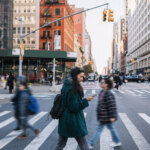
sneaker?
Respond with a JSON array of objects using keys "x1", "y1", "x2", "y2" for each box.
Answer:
[
  {"x1": 110, "y1": 142, "x2": 122, "y2": 147},
  {"x1": 88, "y1": 144, "x2": 93, "y2": 150},
  {"x1": 35, "y1": 129, "x2": 40, "y2": 136},
  {"x1": 17, "y1": 134, "x2": 27, "y2": 139}
]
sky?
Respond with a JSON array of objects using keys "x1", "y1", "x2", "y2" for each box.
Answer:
[{"x1": 68, "y1": 0, "x2": 124, "y2": 74}]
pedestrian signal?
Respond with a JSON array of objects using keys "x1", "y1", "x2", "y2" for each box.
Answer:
[
  {"x1": 103, "y1": 10, "x2": 107, "y2": 22},
  {"x1": 108, "y1": 9, "x2": 114, "y2": 22}
]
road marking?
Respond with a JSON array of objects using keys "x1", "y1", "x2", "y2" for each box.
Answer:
[
  {"x1": 84, "y1": 90, "x2": 87, "y2": 95},
  {"x1": 125, "y1": 90, "x2": 135, "y2": 94},
  {"x1": 111, "y1": 90, "x2": 116, "y2": 94},
  {"x1": 0, "y1": 117, "x2": 15, "y2": 129},
  {"x1": 64, "y1": 112, "x2": 87, "y2": 150},
  {"x1": 0, "y1": 111, "x2": 11, "y2": 117},
  {"x1": 100, "y1": 129, "x2": 113, "y2": 150},
  {"x1": 0, "y1": 112, "x2": 47, "y2": 149},
  {"x1": 141, "y1": 90, "x2": 150, "y2": 94},
  {"x1": 92, "y1": 90, "x2": 96, "y2": 95},
  {"x1": 138, "y1": 113, "x2": 150, "y2": 125},
  {"x1": 119, "y1": 113, "x2": 150, "y2": 150},
  {"x1": 24, "y1": 120, "x2": 58, "y2": 150},
  {"x1": 133, "y1": 90, "x2": 143, "y2": 94},
  {"x1": 118, "y1": 90, "x2": 125, "y2": 94}
]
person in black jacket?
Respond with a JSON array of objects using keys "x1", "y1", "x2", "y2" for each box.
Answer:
[
  {"x1": 7, "y1": 72, "x2": 15, "y2": 94},
  {"x1": 89, "y1": 78, "x2": 121, "y2": 149}
]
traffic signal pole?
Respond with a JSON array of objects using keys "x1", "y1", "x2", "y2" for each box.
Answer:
[{"x1": 19, "y1": 2, "x2": 109, "y2": 84}]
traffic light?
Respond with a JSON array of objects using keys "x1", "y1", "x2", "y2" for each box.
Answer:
[
  {"x1": 103, "y1": 10, "x2": 107, "y2": 22},
  {"x1": 130, "y1": 59, "x2": 135, "y2": 63},
  {"x1": 108, "y1": 9, "x2": 114, "y2": 22},
  {"x1": 89, "y1": 60, "x2": 92, "y2": 65}
]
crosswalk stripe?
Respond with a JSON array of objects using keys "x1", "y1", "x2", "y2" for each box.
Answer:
[
  {"x1": 133, "y1": 90, "x2": 143, "y2": 94},
  {"x1": 125, "y1": 90, "x2": 135, "y2": 94},
  {"x1": 64, "y1": 112, "x2": 87, "y2": 150},
  {"x1": 100, "y1": 129, "x2": 113, "y2": 150},
  {"x1": 119, "y1": 113, "x2": 150, "y2": 150},
  {"x1": 0, "y1": 112, "x2": 47, "y2": 149},
  {"x1": 118, "y1": 90, "x2": 125, "y2": 94},
  {"x1": 24, "y1": 120, "x2": 58, "y2": 150},
  {"x1": 141, "y1": 90, "x2": 150, "y2": 94},
  {"x1": 138, "y1": 113, "x2": 150, "y2": 125},
  {"x1": 0, "y1": 111, "x2": 11, "y2": 117},
  {"x1": 111, "y1": 91, "x2": 116, "y2": 94},
  {"x1": 0, "y1": 117, "x2": 15, "y2": 129}
]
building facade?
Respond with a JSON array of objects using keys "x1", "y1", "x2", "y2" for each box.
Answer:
[
  {"x1": 127, "y1": 0, "x2": 150, "y2": 77},
  {"x1": 13, "y1": 0, "x2": 40, "y2": 50},
  {"x1": 0, "y1": 0, "x2": 13, "y2": 49}
]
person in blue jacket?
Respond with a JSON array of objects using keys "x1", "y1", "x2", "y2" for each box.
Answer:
[{"x1": 55, "y1": 67, "x2": 94, "y2": 150}]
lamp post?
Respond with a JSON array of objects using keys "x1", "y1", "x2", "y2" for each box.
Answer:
[{"x1": 16, "y1": 18, "x2": 23, "y2": 76}]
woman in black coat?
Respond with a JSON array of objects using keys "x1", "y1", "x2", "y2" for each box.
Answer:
[{"x1": 7, "y1": 73, "x2": 15, "y2": 94}]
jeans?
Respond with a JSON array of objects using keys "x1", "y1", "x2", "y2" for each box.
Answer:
[
  {"x1": 89, "y1": 123, "x2": 120, "y2": 146},
  {"x1": 55, "y1": 136, "x2": 89, "y2": 150}
]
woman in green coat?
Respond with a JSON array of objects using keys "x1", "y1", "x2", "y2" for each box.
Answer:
[{"x1": 55, "y1": 67, "x2": 94, "y2": 150}]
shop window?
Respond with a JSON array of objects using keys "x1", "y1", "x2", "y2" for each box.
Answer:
[{"x1": 55, "y1": 8, "x2": 60, "y2": 16}]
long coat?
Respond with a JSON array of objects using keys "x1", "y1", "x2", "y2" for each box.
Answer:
[
  {"x1": 58, "y1": 79, "x2": 89, "y2": 137},
  {"x1": 97, "y1": 90, "x2": 117, "y2": 124}
]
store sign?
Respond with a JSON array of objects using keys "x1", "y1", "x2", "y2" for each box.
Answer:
[
  {"x1": 67, "y1": 52, "x2": 77, "y2": 58},
  {"x1": 12, "y1": 49, "x2": 20, "y2": 55}
]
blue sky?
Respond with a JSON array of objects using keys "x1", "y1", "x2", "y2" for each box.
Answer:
[{"x1": 68, "y1": 0, "x2": 124, "y2": 73}]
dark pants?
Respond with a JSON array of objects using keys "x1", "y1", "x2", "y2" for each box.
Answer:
[
  {"x1": 55, "y1": 136, "x2": 89, "y2": 150},
  {"x1": 14, "y1": 110, "x2": 21, "y2": 128}
]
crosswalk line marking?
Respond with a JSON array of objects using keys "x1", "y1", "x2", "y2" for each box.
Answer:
[
  {"x1": 133, "y1": 90, "x2": 143, "y2": 94},
  {"x1": 125, "y1": 90, "x2": 135, "y2": 94},
  {"x1": 0, "y1": 112, "x2": 47, "y2": 149},
  {"x1": 24, "y1": 120, "x2": 58, "y2": 150},
  {"x1": 138, "y1": 113, "x2": 150, "y2": 125},
  {"x1": 119, "y1": 113, "x2": 150, "y2": 150},
  {"x1": 141, "y1": 90, "x2": 150, "y2": 94},
  {"x1": 0, "y1": 117, "x2": 15, "y2": 129},
  {"x1": 92, "y1": 90, "x2": 96, "y2": 95},
  {"x1": 0, "y1": 111, "x2": 11, "y2": 117},
  {"x1": 64, "y1": 112, "x2": 87, "y2": 150},
  {"x1": 100, "y1": 128, "x2": 113, "y2": 150},
  {"x1": 111, "y1": 90, "x2": 116, "y2": 94},
  {"x1": 118, "y1": 90, "x2": 125, "y2": 94}
]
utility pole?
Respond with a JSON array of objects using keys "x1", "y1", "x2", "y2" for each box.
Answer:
[{"x1": 16, "y1": 18, "x2": 23, "y2": 76}]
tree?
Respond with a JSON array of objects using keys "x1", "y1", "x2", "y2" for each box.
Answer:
[{"x1": 83, "y1": 64, "x2": 93, "y2": 76}]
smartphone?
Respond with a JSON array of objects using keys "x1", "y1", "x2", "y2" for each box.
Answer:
[{"x1": 92, "y1": 94, "x2": 97, "y2": 98}]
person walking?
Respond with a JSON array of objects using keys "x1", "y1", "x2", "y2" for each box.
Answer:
[
  {"x1": 114, "y1": 74, "x2": 121, "y2": 90},
  {"x1": 55, "y1": 67, "x2": 94, "y2": 150},
  {"x1": 88, "y1": 78, "x2": 121, "y2": 149},
  {"x1": 7, "y1": 72, "x2": 15, "y2": 94},
  {"x1": 99, "y1": 75, "x2": 102, "y2": 83},
  {"x1": 12, "y1": 76, "x2": 39, "y2": 139}
]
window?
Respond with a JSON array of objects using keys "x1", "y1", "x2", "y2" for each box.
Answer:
[
  {"x1": 0, "y1": 29, "x2": 1, "y2": 37},
  {"x1": 13, "y1": 28, "x2": 16, "y2": 34},
  {"x1": 47, "y1": 31, "x2": 50, "y2": 37},
  {"x1": 24, "y1": 9, "x2": 26, "y2": 13},
  {"x1": 54, "y1": 30, "x2": 61, "y2": 36},
  {"x1": 27, "y1": 27, "x2": 30, "y2": 33},
  {"x1": 23, "y1": 39, "x2": 26, "y2": 44},
  {"x1": 28, "y1": 9, "x2": 30, "y2": 13},
  {"x1": 17, "y1": 39, "x2": 20, "y2": 44},
  {"x1": 58, "y1": 30, "x2": 61, "y2": 35},
  {"x1": 23, "y1": 27, "x2": 26, "y2": 34},
  {"x1": 55, "y1": 8, "x2": 60, "y2": 16},
  {"x1": 43, "y1": 8, "x2": 50, "y2": 16},
  {"x1": 4, "y1": 41, "x2": 7, "y2": 48},
  {"x1": 18, "y1": 27, "x2": 20, "y2": 34},
  {"x1": 27, "y1": 37, "x2": 30, "y2": 44},
  {"x1": 0, "y1": 41, "x2": 2, "y2": 48},
  {"x1": 58, "y1": 20, "x2": 61, "y2": 26},
  {"x1": 32, "y1": 40, "x2": 35, "y2": 44},
  {"x1": 54, "y1": 22, "x2": 57, "y2": 26},
  {"x1": 42, "y1": 42, "x2": 46, "y2": 49},
  {"x1": 43, "y1": 31, "x2": 46, "y2": 37}
]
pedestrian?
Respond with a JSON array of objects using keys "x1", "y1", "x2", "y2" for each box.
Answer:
[
  {"x1": 4, "y1": 73, "x2": 9, "y2": 90},
  {"x1": 88, "y1": 78, "x2": 121, "y2": 149},
  {"x1": 11, "y1": 76, "x2": 39, "y2": 139},
  {"x1": 7, "y1": 72, "x2": 15, "y2": 94},
  {"x1": 55, "y1": 67, "x2": 94, "y2": 150},
  {"x1": 114, "y1": 74, "x2": 121, "y2": 90},
  {"x1": 99, "y1": 75, "x2": 102, "y2": 83}
]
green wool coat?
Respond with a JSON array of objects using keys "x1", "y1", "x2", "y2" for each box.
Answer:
[{"x1": 58, "y1": 79, "x2": 89, "y2": 137}]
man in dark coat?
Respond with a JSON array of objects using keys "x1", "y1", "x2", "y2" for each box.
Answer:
[{"x1": 7, "y1": 72, "x2": 15, "y2": 94}]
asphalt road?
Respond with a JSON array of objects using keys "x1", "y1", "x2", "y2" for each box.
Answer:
[{"x1": 0, "y1": 82, "x2": 150, "y2": 150}]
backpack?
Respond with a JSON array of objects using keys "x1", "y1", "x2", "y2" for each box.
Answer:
[
  {"x1": 50, "y1": 93, "x2": 65, "y2": 119},
  {"x1": 28, "y1": 95, "x2": 40, "y2": 115}
]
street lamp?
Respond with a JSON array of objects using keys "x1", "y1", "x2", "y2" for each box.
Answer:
[{"x1": 16, "y1": 17, "x2": 23, "y2": 76}]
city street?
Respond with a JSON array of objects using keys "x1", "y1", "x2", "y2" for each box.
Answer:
[{"x1": 0, "y1": 82, "x2": 150, "y2": 150}]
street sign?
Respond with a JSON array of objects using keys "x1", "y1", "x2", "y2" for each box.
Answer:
[{"x1": 12, "y1": 49, "x2": 20, "y2": 55}]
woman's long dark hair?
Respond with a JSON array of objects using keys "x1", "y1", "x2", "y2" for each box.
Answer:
[{"x1": 70, "y1": 67, "x2": 84, "y2": 97}]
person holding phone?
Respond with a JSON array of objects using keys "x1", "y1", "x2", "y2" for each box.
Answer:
[
  {"x1": 55, "y1": 67, "x2": 94, "y2": 150},
  {"x1": 88, "y1": 78, "x2": 122, "y2": 149}
]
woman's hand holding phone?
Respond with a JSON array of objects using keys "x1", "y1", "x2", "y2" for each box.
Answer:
[{"x1": 86, "y1": 94, "x2": 97, "y2": 101}]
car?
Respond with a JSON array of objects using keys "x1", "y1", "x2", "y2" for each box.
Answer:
[{"x1": 126, "y1": 75, "x2": 141, "y2": 82}]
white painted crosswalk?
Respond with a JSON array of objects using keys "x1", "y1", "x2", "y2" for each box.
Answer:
[{"x1": 0, "y1": 111, "x2": 150, "y2": 150}]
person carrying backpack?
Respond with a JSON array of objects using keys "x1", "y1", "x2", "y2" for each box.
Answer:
[
  {"x1": 55, "y1": 67, "x2": 94, "y2": 150},
  {"x1": 88, "y1": 78, "x2": 121, "y2": 149},
  {"x1": 12, "y1": 76, "x2": 40, "y2": 139}
]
